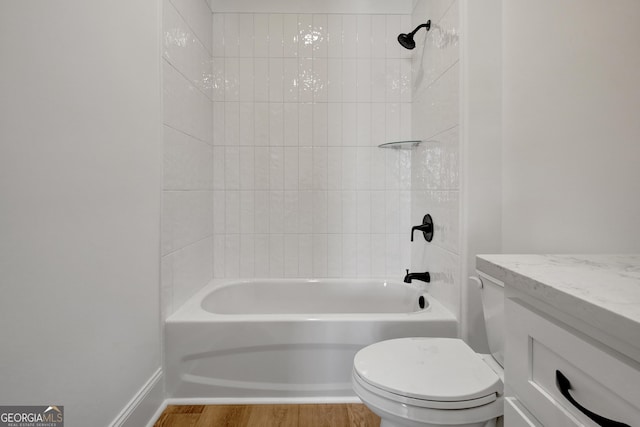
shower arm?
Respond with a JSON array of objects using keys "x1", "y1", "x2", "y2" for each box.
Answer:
[{"x1": 408, "y1": 21, "x2": 431, "y2": 37}]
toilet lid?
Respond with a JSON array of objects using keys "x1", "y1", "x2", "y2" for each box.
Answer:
[{"x1": 353, "y1": 338, "x2": 502, "y2": 404}]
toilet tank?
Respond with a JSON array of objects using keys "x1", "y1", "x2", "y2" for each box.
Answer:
[{"x1": 478, "y1": 272, "x2": 505, "y2": 367}]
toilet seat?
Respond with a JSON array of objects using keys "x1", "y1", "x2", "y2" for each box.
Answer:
[{"x1": 353, "y1": 337, "x2": 503, "y2": 410}]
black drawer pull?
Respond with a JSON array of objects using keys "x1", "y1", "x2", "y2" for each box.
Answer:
[{"x1": 556, "y1": 370, "x2": 630, "y2": 427}]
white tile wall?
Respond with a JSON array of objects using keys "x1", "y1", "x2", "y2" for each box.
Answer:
[
  {"x1": 213, "y1": 11, "x2": 412, "y2": 279},
  {"x1": 410, "y1": 0, "x2": 461, "y2": 320},
  {"x1": 162, "y1": 0, "x2": 214, "y2": 318}
]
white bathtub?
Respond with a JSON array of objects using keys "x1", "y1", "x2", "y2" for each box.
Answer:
[{"x1": 165, "y1": 278, "x2": 457, "y2": 402}]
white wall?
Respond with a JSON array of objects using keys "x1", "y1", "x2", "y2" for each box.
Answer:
[
  {"x1": 460, "y1": 0, "x2": 502, "y2": 351},
  {"x1": 411, "y1": 0, "x2": 461, "y2": 320},
  {"x1": 210, "y1": 8, "x2": 414, "y2": 279},
  {"x1": 161, "y1": 0, "x2": 214, "y2": 318},
  {"x1": 503, "y1": 0, "x2": 640, "y2": 253},
  {"x1": 0, "y1": 1, "x2": 162, "y2": 426}
]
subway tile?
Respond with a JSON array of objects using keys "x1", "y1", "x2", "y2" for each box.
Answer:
[
  {"x1": 342, "y1": 15, "x2": 357, "y2": 57},
  {"x1": 371, "y1": 234, "x2": 386, "y2": 276},
  {"x1": 283, "y1": 58, "x2": 299, "y2": 102},
  {"x1": 224, "y1": 101, "x2": 239, "y2": 146},
  {"x1": 327, "y1": 58, "x2": 342, "y2": 102},
  {"x1": 342, "y1": 103, "x2": 357, "y2": 146},
  {"x1": 327, "y1": 191, "x2": 342, "y2": 233},
  {"x1": 163, "y1": 125, "x2": 213, "y2": 190},
  {"x1": 213, "y1": 234, "x2": 225, "y2": 277},
  {"x1": 313, "y1": 190, "x2": 328, "y2": 233},
  {"x1": 356, "y1": 58, "x2": 371, "y2": 102},
  {"x1": 269, "y1": 102, "x2": 284, "y2": 146},
  {"x1": 239, "y1": 234, "x2": 255, "y2": 277},
  {"x1": 356, "y1": 103, "x2": 371, "y2": 146},
  {"x1": 166, "y1": 236, "x2": 213, "y2": 309},
  {"x1": 269, "y1": 234, "x2": 284, "y2": 277},
  {"x1": 327, "y1": 103, "x2": 342, "y2": 146},
  {"x1": 313, "y1": 103, "x2": 328, "y2": 146},
  {"x1": 254, "y1": 58, "x2": 269, "y2": 102},
  {"x1": 254, "y1": 191, "x2": 270, "y2": 232},
  {"x1": 327, "y1": 14, "x2": 343, "y2": 58},
  {"x1": 342, "y1": 234, "x2": 358, "y2": 277},
  {"x1": 313, "y1": 58, "x2": 328, "y2": 102},
  {"x1": 356, "y1": 15, "x2": 372, "y2": 58},
  {"x1": 212, "y1": 146, "x2": 225, "y2": 190},
  {"x1": 283, "y1": 147, "x2": 299, "y2": 189},
  {"x1": 269, "y1": 58, "x2": 284, "y2": 102},
  {"x1": 238, "y1": 14, "x2": 254, "y2": 57},
  {"x1": 269, "y1": 190, "x2": 284, "y2": 233},
  {"x1": 298, "y1": 234, "x2": 313, "y2": 277},
  {"x1": 342, "y1": 191, "x2": 358, "y2": 233},
  {"x1": 224, "y1": 146, "x2": 240, "y2": 189},
  {"x1": 283, "y1": 103, "x2": 299, "y2": 146},
  {"x1": 298, "y1": 103, "x2": 313, "y2": 146},
  {"x1": 224, "y1": 14, "x2": 239, "y2": 57},
  {"x1": 254, "y1": 147, "x2": 270, "y2": 189},
  {"x1": 239, "y1": 102, "x2": 255, "y2": 146},
  {"x1": 212, "y1": 13, "x2": 225, "y2": 57},
  {"x1": 162, "y1": 190, "x2": 213, "y2": 255},
  {"x1": 253, "y1": 14, "x2": 269, "y2": 55},
  {"x1": 298, "y1": 58, "x2": 314, "y2": 102},
  {"x1": 224, "y1": 234, "x2": 240, "y2": 277},
  {"x1": 297, "y1": 14, "x2": 313, "y2": 58},
  {"x1": 327, "y1": 234, "x2": 343, "y2": 277},
  {"x1": 284, "y1": 234, "x2": 299, "y2": 277},
  {"x1": 239, "y1": 146, "x2": 254, "y2": 189},
  {"x1": 312, "y1": 234, "x2": 328, "y2": 277},
  {"x1": 312, "y1": 15, "x2": 328, "y2": 57},
  {"x1": 283, "y1": 14, "x2": 299, "y2": 57},
  {"x1": 269, "y1": 14, "x2": 284, "y2": 57},
  {"x1": 298, "y1": 146, "x2": 313, "y2": 189},
  {"x1": 269, "y1": 146, "x2": 284, "y2": 189},
  {"x1": 371, "y1": 15, "x2": 387, "y2": 59},
  {"x1": 327, "y1": 147, "x2": 342, "y2": 190},
  {"x1": 163, "y1": 60, "x2": 212, "y2": 143},
  {"x1": 212, "y1": 190, "x2": 225, "y2": 235},
  {"x1": 356, "y1": 234, "x2": 371, "y2": 276},
  {"x1": 163, "y1": 1, "x2": 212, "y2": 98},
  {"x1": 225, "y1": 57, "x2": 240, "y2": 101},
  {"x1": 342, "y1": 58, "x2": 357, "y2": 102},
  {"x1": 254, "y1": 234, "x2": 270, "y2": 277},
  {"x1": 238, "y1": 58, "x2": 254, "y2": 102},
  {"x1": 254, "y1": 102, "x2": 269, "y2": 145},
  {"x1": 224, "y1": 190, "x2": 240, "y2": 233},
  {"x1": 173, "y1": 0, "x2": 212, "y2": 55},
  {"x1": 283, "y1": 191, "x2": 299, "y2": 233},
  {"x1": 298, "y1": 191, "x2": 313, "y2": 233}
]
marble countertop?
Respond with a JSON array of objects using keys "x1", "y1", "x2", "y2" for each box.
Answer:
[{"x1": 476, "y1": 254, "x2": 640, "y2": 358}]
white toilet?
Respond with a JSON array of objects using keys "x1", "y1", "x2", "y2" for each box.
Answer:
[{"x1": 352, "y1": 274, "x2": 504, "y2": 427}]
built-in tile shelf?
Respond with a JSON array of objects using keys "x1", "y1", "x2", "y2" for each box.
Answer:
[{"x1": 377, "y1": 140, "x2": 422, "y2": 149}]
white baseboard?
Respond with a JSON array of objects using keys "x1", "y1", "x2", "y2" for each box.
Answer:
[
  {"x1": 164, "y1": 396, "x2": 362, "y2": 406},
  {"x1": 109, "y1": 368, "x2": 165, "y2": 427}
]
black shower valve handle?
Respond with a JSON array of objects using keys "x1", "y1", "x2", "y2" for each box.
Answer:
[{"x1": 410, "y1": 214, "x2": 434, "y2": 242}]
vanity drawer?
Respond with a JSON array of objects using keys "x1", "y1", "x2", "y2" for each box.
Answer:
[{"x1": 506, "y1": 298, "x2": 640, "y2": 426}]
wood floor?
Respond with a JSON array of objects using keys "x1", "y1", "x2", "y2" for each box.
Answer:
[{"x1": 154, "y1": 404, "x2": 380, "y2": 427}]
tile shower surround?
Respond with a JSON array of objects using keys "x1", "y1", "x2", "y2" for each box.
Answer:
[
  {"x1": 212, "y1": 12, "x2": 415, "y2": 279},
  {"x1": 162, "y1": 0, "x2": 215, "y2": 317},
  {"x1": 410, "y1": 0, "x2": 460, "y2": 318}
]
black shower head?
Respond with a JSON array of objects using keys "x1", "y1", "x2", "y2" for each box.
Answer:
[{"x1": 397, "y1": 20, "x2": 431, "y2": 50}]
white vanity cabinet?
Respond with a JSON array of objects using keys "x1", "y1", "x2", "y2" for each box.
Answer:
[
  {"x1": 504, "y1": 297, "x2": 640, "y2": 426},
  {"x1": 476, "y1": 254, "x2": 640, "y2": 427}
]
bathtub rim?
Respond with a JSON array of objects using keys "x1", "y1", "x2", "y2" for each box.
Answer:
[{"x1": 167, "y1": 277, "x2": 457, "y2": 323}]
